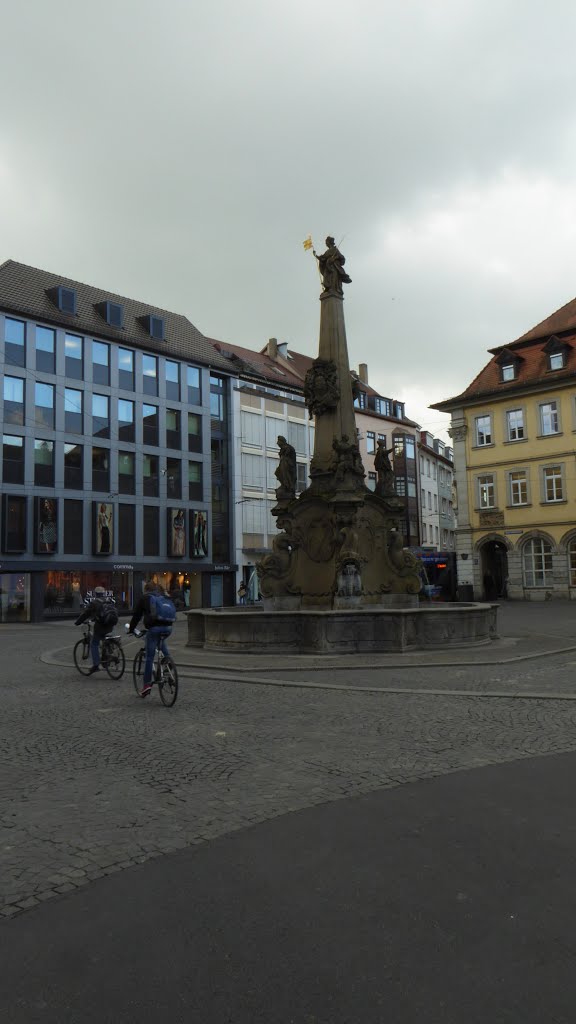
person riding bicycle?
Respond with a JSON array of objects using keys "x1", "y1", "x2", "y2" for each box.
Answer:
[
  {"x1": 128, "y1": 581, "x2": 176, "y2": 698},
  {"x1": 74, "y1": 586, "x2": 118, "y2": 675}
]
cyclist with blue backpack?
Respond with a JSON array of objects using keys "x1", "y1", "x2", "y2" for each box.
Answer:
[{"x1": 128, "y1": 581, "x2": 177, "y2": 698}]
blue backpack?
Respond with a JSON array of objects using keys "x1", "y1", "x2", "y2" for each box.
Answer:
[{"x1": 148, "y1": 593, "x2": 176, "y2": 625}]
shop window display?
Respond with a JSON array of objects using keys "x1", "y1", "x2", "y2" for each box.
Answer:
[{"x1": 0, "y1": 574, "x2": 30, "y2": 623}]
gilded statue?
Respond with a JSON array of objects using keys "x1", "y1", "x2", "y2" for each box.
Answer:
[{"x1": 314, "y1": 236, "x2": 352, "y2": 295}]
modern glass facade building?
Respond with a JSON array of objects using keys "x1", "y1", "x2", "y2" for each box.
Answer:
[{"x1": 0, "y1": 260, "x2": 235, "y2": 621}]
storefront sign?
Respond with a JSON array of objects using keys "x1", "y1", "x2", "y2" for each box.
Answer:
[
  {"x1": 213, "y1": 564, "x2": 232, "y2": 571},
  {"x1": 113, "y1": 564, "x2": 134, "y2": 570}
]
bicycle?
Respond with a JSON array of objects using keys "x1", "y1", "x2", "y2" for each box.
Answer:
[
  {"x1": 129, "y1": 628, "x2": 179, "y2": 707},
  {"x1": 73, "y1": 622, "x2": 126, "y2": 680}
]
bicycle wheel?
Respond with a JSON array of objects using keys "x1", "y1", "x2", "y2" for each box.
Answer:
[
  {"x1": 158, "y1": 657, "x2": 178, "y2": 707},
  {"x1": 73, "y1": 638, "x2": 92, "y2": 676},
  {"x1": 103, "y1": 640, "x2": 125, "y2": 680},
  {"x1": 132, "y1": 649, "x2": 145, "y2": 695}
]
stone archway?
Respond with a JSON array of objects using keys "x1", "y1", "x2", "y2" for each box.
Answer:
[{"x1": 478, "y1": 535, "x2": 510, "y2": 599}]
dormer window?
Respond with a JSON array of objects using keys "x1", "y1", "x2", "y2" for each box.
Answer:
[
  {"x1": 543, "y1": 335, "x2": 570, "y2": 372},
  {"x1": 46, "y1": 285, "x2": 77, "y2": 315},
  {"x1": 95, "y1": 301, "x2": 124, "y2": 328},
  {"x1": 140, "y1": 314, "x2": 165, "y2": 340},
  {"x1": 495, "y1": 347, "x2": 522, "y2": 383}
]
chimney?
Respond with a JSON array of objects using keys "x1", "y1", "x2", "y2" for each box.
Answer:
[
  {"x1": 358, "y1": 363, "x2": 369, "y2": 384},
  {"x1": 267, "y1": 338, "x2": 278, "y2": 359},
  {"x1": 277, "y1": 341, "x2": 289, "y2": 359}
]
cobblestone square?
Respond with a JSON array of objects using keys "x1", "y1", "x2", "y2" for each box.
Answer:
[{"x1": 3, "y1": 604, "x2": 576, "y2": 919}]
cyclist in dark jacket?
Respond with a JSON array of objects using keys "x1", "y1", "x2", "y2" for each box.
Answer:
[
  {"x1": 74, "y1": 586, "x2": 115, "y2": 674},
  {"x1": 128, "y1": 581, "x2": 172, "y2": 698}
]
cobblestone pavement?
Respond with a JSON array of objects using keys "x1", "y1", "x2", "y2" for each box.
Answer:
[{"x1": 3, "y1": 615, "x2": 576, "y2": 920}]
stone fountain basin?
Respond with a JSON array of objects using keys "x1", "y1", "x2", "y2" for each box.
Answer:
[{"x1": 186, "y1": 603, "x2": 498, "y2": 654}]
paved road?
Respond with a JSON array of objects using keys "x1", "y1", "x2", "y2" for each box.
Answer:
[
  {"x1": 3, "y1": 751, "x2": 576, "y2": 1023},
  {"x1": 2, "y1": 603, "x2": 576, "y2": 1019}
]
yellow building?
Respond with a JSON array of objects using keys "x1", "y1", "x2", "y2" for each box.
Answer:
[{"x1": 433, "y1": 299, "x2": 576, "y2": 600}]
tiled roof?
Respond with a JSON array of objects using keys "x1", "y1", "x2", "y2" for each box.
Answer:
[
  {"x1": 432, "y1": 333, "x2": 576, "y2": 410},
  {"x1": 208, "y1": 340, "x2": 306, "y2": 391},
  {"x1": 508, "y1": 295, "x2": 576, "y2": 346},
  {"x1": 0, "y1": 259, "x2": 234, "y2": 373}
]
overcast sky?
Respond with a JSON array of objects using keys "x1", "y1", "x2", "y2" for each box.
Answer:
[{"x1": 3, "y1": 1, "x2": 576, "y2": 439}]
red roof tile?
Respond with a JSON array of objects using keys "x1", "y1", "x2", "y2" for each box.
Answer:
[{"x1": 433, "y1": 334, "x2": 576, "y2": 409}]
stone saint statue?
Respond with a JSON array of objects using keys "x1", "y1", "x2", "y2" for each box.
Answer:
[
  {"x1": 314, "y1": 236, "x2": 352, "y2": 295},
  {"x1": 374, "y1": 440, "x2": 396, "y2": 496},
  {"x1": 275, "y1": 435, "x2": 297, "y2": 498}
]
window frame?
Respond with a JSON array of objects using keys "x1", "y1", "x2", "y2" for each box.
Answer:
[
  {"x1": 477, "y1": 473, "x2": 496, "y2": 510},
  {"x1": 522, "y1": 537, "x2": 553, "y2": 588},
  {"x1": 505, "y1": 406, "x2": 526, "y2": 442},
  {"x1": 507, "y1": 469, "x2": 529, "y2": 507},
  {"x1": 541, "y1": 463, "x2": 565, "y2": 503},
  {"x1": 539, "y1": 399, "x2": 561, "y2": 437},
  {"x1": 474, "y1": 414, "x2": 493, "y2": 447}
]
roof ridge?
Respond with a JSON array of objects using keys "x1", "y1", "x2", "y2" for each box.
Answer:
[{"x1": 1, "y1": 259, "x2": 189, "y2": 320}]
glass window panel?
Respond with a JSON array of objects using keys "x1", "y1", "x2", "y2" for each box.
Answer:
[
  {"x1": 475, "y1": 415, "x2": 492, "y2": 446},
  {"x1": 92, "y1": 394, "x2": 110, "y2": 438},
  {"x1": 92, "y1": 341, "x2": 110, "y2": 385},
  {"x1": 165, "y1": 360, "x2": 180, "y2": 400},
  {"x1": 36, "y1": 326, "x2": 55, "y2": 372},
  {"x1": 3, "y1": 376, "x2": 24, "y2": 425},
  {"x1": 550, "y1": 352, "x2": 564, "y2": 370},
  {"x1": 118, "y1": 399, "x2": 135, "y2": 442},
  {"x1": 510, "y1": 471, "x2": 528, "y2": 505},
  {"x1": 166, "y1": 408, "x2": 181, "y2": 449},
  {"x1": 118, "y1": 348, "x2": 134, "y2": 390},
  {"x1": 92, "y1": 447, "x2": 110, "y2": 492},
  {"x1": 3, "y1": 434, "x2": 25, "y2": 484},
  {"x1": 366, "y1": 432, "x2": 375, "y2": 454},
  {"x1": 35, "y1": 382, "x2": 54, "y2": 428},
  {"x1": 188, "y1": 461, "x2": 203, "y2": 500},
  {"x1": 2, "y1": 494, "x2": 27, "y2": 552},
  {"x1": 479, "y1": 475, "x2": 495, "y2": 508},
  {"x1": 65, "y1": 334, "x2": 83, "y2": 379},
  {"x1": 143, "y1": 505, "x2": 159, "y2": 555},
  {"x1": 523, "y1": 538, "x2": 553, "y2": 587},
  {"x1": 34, "y1": 439, "x2": 54, "y2": 486},
  {"x1": 142, "y1": 354, "x2": 158, "y2": 396},
  {"x1": 543, "y1": 466, "x2": 563, "y2": 501},
  {"x1": 187, "y1": 366, "x2": 201, "y2": 405},
  {"x1": 501, "y1": 364, "x2": 515, "y2": 381},
  {"x1": 569, "y1": 542, "x2": 576, "y2": 587},
  {"x1": 118, "y1": 504, "x2": 136, "y2": 555},
  {"x1": 5, "y1": 317, "x2": 26, "y2": 367},
  {"x1": 143, "y1": 454, "x2": 159, "y2": 497},
  {"x1": 63, "y1": 499, "x2": 83, "y2": 554},
  {"x1": 64, "y1": 388, "x2": 83, "y2": 433},
  {"x1": 64, "y1": 443, "x2": 83, "y2": 489},
  {"x1": 166, "y1": 458, "x2": 181, "y2": 499},
  {"x1": 540, "y1": 402, "x2": 559, "y2": 435},
  {"x1": 118, "y1": 451, "x2": 135, "y2": 494},
  {"x1": 143, "y1": 404, "x2": 158, "y2": 446},
  {"x1": 188, "y1": 412, "x2": 202, "y2": 452}
]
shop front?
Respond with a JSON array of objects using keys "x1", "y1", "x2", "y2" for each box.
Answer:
[
  {"x1": 42, "y1": 569, "x2": 134, "y2": 619},
  {"x1": 0, "y1": 561, "x2": 238, "y2": 623},
  {"x1": 0, "y1": 573, "x2": 31, "y2": 623}
]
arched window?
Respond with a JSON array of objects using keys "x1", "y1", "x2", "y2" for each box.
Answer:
[
  {"x1": 568, "y1": 539, "x2": 576, "y2": 587},
  {"x1": 523, "y1": 538, "x2": 553, "y2": 587}
]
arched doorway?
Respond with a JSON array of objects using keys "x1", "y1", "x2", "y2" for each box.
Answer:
[{"x1": 479, "y1": 538, "x2": 509, "y2": 599}]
